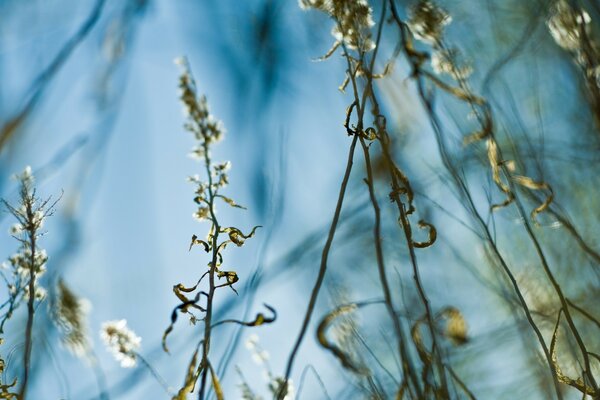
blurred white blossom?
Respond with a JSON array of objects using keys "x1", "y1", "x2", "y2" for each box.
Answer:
[
  {"x1": 100, "y1": 319, "x2": 141, "y2": 368},
  {"x1": 298, "y1": 0, "x2": 376, "y2": 51},
  {"x1": 547, "y1": 0, "x2": 591, "y2": 52},
  {"x1": 408, "y1": 0, "x2": 452, "y2": 45}
]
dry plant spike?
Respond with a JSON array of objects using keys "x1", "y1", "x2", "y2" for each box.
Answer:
[
  {"x1": 412, "y1": 219, "x2": 437, "y2": 248},
  {"x1": 316, "y1": 303, "x2": 369, "y2": 376}
]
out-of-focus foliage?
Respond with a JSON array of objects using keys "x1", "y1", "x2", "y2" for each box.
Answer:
[{"x1": 0, "y1": 0, "x2": 599, "y2": 399}]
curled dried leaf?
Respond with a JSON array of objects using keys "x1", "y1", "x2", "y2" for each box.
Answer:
[
  {"x1": 390, "y1": 166, "x2": 415, "y2": 214},
  {"x1": 344, "y1": 101, "x2": 358, "y2": 135},
  {"x1": 211, "y1": 304, "x2": 277, "y2": 328},
  {"x1": 487, "y1": 138, "x2": 514, "y2": 210},
  {"x1": 317, "y1": 303, "x2": 372, "y2": 375},
  {"x1": 371, "y1": 61, "x2": 394, "y2": 79},
  {"x1": 216, "y1": 270, "x2": 240, "y2": 294},
  {"x1": 339, "y1": 74, "x2": 350, "y2": 93},
  {"x1": 216, "y1": 194, "x2": 246, "y2": 209},
  {"x1": 172, "y1": 344, "x2": 202, "y2": 400},
  {"x1": 362, "y1": 127, "x2": 377, "y2": 140},
  {"x1": 221, "y1": 225, "x2": 261, "y2": 247},
  {"x1": 163, "y1": 290, "x2": 207, "y2": 353},
  {"x1": 411, "y1": 315, "x2": 432, "y2": 364},
  {"x1": 512, "y1": 175, "x2": 554, "y2": 223},
  {"x1": 208, "y1": 362, "x2": 224, "y2": 400},
  {"x1": 313, "y1": 40, "x2": 341, "y2": 62},
  {"x1": 0, "y1": 377, "x2": 17, "y2": 400},
  {"x1": 245, "y1": 304, "x2": 277, "y2": 327},
  {"x1": 189, "y1": 234, "x2": 210, "y2": 252},
  {"x1": 439, "y1": 307, "x2": 468, "y2": 345},
  {"x1": 412, "y1": 220, "x2": 437, "y2": 248},
  {"x1": 550, "y1": 309, "x2": 596, "y2": 396}
]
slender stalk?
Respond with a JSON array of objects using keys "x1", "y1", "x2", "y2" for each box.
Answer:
[
  {"x1": 280, "y1": 133, "x2": 359, "y2": 397},
  {"x1": 359, "y1": 137, "x2": 422, "y2": 398},
  {"x1": 19, "y1": 196, "x2": 37, "y2": 400},
  {"x1": 198, "y1": 138, "x2": 221, "y2": 400}
]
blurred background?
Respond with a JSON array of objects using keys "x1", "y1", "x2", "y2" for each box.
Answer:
[{"x1": 0, "y1": 0, "x2": 598, "y2": 398}]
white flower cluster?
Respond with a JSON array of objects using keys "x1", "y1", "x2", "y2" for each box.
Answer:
[
  {"x1": 2, "y1": 248, "x2": 48, "y2": 302},
  {"x1": 547, "y1": 1, "x2": 592, "y2": 52},
  {"x1": 547, "y1": 1, "x2": 599, "y2": 88},
  {"x1": 245, "y1": 334, "x2": 270, "y2": 366},
  {"x1": 298, "y1": 0, "x2": 376, "y2": 52},
  {"x1": 407, "y1": 0, "x2": 452, "y2": 45},
  {"x1": 242, "y1": 334, "x2": 295, "y2": 399},
  {"x1": 100, "y1": 319, "x2": 141, "y2": 368},
  {"x1": 2, "y1": 166, "x2": 51, "y2": 305}
]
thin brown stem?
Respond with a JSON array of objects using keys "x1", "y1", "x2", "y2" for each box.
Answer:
[{"x1": 280, "y1": 133, "x2": 359, "y2": 397}]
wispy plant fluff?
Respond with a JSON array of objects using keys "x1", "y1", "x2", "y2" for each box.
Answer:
[
  {"x1": 53, "y1": 279, "x2": 91, "y2": 358},
  {"x1": 299, "y1": 0, "x2": 376, "y2": 52},
  {"x1": 407, "y1": 0, "x2": 452, "y2": 45},
  {"x1": 100, "y1": 319, "x2": 141, "y2": 368}
]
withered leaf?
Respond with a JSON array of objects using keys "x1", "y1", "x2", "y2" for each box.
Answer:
[
  {"x1": 317, "y1": 303, "x2": 369, "y2": 375},
  {"x1": 412, "y1": 220, "x2": 437, "y2": 249},
  {"x1": 189, "y1": 234, "x2": 210, "y2": 252}
]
